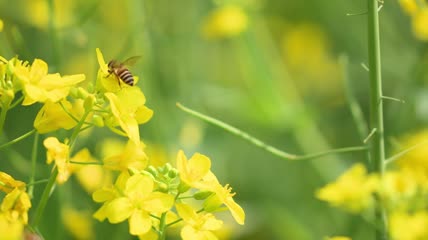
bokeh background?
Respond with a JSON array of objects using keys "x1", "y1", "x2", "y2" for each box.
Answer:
[{"x1": 0, "y1": 0, "x2": 427, "y2": 239}]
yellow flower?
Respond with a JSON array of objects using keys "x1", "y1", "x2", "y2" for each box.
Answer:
[
  {"x1": 379, "y1": 169, "x2": 419, "y2": 210},
  {"x1": 14, "y1": 59, "x2": 85, "y2": 105},
  {"x1": 34, "y1": 99, "x2": 84, "y2": 134},
  {"x1": 23, "y1": 0, "x2": 74, "y2": 29},
  {"x1": 282, "y1": 23, "x2": 342, "y2": 97},
  {"x1": 176, "y1": 150, "x2": 245, "y2": 225},
  {"x1": 399, "y1": 0, "x2": 419, "y2": 15},
  {"x1": 0, "y1": 212, "x2": 24, "y2": 240},
  {"x1": 61, "y1": 207, "x2": 95, "y2": 240},
  {"x1": 202, "y1": 5, "x2": 248, "y2": 39},
  {"x1": 103, "y1": 140, "x2": 148, "y2": 172},
  {"x1": 95, "y1": 48, "x2": 122, "y2": 93},
  {"x1": 93, "y1": 173, "x2": 174, "y2": 236},
  {"x1": 104, "y1": 87, "x2": 153, "y2": 145},
  {"x1": 44, "y1": 137, "x2": 72, "y2": 184},
  {"x1": 395, "y1": 129, "x2": 428, "y2": 174},
  {"x1": 176, "y1": 150, "x2": 215, "y2": 189},
  {"x1": 71, "y1": 148, "x2": 112, "y2": 193},
  {"x1": 204, "y1": 182, "x2": 245, "y2": 225},
  {"x1": 0, "y1": 19, "x2": 3, "y2": 32},
  {"x1": 176, "y1": 203, "x2": 223, "y2": 240},
  {"x1": 389, "y1": 211, "x2": 428, "y2": 240},
  {"x1": 0, "y1": 172, "x2": 26, "y2": 193},
  {"x1": 412, "y1": 9, "x2": 428, "y2": 41},
  {"x1": 316, "y1": 163, "x2": 378, "y2": 213},
  {"x1": 1, "y1": 188, "x2": 31, "y2": 224}
]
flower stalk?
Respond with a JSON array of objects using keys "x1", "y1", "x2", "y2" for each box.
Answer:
[{"x1": 367, "y1": 0, "x2": 388, "y2": 239}]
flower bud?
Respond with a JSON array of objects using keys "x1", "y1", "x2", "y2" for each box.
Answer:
[
  {"x1": 168, "y1": 168, "x2": 179, "y2": 179},
  {"x1": 178, "y1": 181, "x2": 190, "y2": 193},
  {"x1": 194, "y1": 191, "x2": 213, "y2": 200},
  {"x1": 146, "y1": 166, "x2": 158, "y2": 177},
  {"x1": 92, "y1": 115, "x2": 104, "y2": 127},
  {"x1": 84, "y1": 95, "x2": 95, "y2": 112}
]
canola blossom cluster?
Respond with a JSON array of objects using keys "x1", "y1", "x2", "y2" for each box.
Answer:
[
  {"x1": 317, "y1": 130, "x2": 428, "y2": 240},
  {"x1": 0, "y1": 49, "x2": 245, "y2": 239}
]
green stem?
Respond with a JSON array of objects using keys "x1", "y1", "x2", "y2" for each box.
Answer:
[
  {"x1": 31, "y1": 167, "x2": 58, "y2": 228},
  {"x1": 9, "y1": 95, "x2": 24, "y2": 109},
  {"x1": 295, "y1": 146, "x2": 368, "y2": 161},
  {"x1": 158, "y1": 212, "x2": 167, "y2": 240},
  {"x1": 0, "y1": 107, "x2": 8, "y2": 135},
  {"x1": 367, "y1": 0, "x2": 388, "y2": 239},
  {"x1": 69, "y1": 110, "x2": 91, "y2": 150},
  {"x1": 69, "y1": 160, "x2": 103, "y2": 165},
  {"x1": 31, "y1": 110, "x2": 89, "y2": 228},
  {"x1": 59, "y1": 101, "x2": 79, "y2": 123},
  {"x1": 177, "y1": 103, "x2": 368, "y2": 161},
  {"x1": 28, "y1": 132, "x2": 39, "y2": 198},
  {"x1": 0, "y1": 129, "x2": 36, "y2": 150},
  {"x1": 26, "y1": 179, "x2": 49, "y2": 187}
]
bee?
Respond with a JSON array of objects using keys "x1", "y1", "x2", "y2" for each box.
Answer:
[{"x1": 107, "y1": 56, "x2": 141, "y2": 86}]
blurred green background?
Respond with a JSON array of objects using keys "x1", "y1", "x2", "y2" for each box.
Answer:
[{"x1": 0, "y1": 0, "x2": 427, "y2": 239}]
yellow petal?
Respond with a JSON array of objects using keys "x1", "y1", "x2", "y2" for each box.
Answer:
[
  {"x1": 129, "y1": 210, "x2": 152, "y2": 235},
  {"x1": 92, "y1": 188, "x2": 117, "y2": 202},
  {"x1": 224, "y1": 197, "x2": 245, "y2": 225},
  {"x1": 142, "y1": 192, "x2": 174, "y2": 213},
  {"x1": 135, "y1": 105, "x2": 154, "y2": 124},
  {"x1": 34, "y1": 100, "x2": 79, "y2": 133},
  {"x1": 96, "y1": 48, "x2": 109, "y2": 74},
  {"x1": 106, "y1": 198, "x2": 133, "y2": 223},
  {"x1": 175, "y1": 203, "x2": 197, "y2": 222},
  {"x1": 125, "y1": 174, "x2": 154, "y2": 197},
  {"x1": 93, "y1": 204, "x2": 108, "y2": 221},
  {"x1": 30, "y1": 59, "x2": 48, "y2": 81}
]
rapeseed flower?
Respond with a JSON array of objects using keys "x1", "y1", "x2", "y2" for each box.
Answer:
[
  {"x1": 202, "y1": 5, "x2": 248, "y2": 39},
  {"x1": 104, "y1": 88, "x2": 153, "y2": 146},
  {"x1": 0, "y1": 19, "x2": 3, "y2": 32},
  {"x1": 176, "y1": 150, "x2": 245, "y2": 225},
  {"x1": 44, "y1": 137, "x2": 72, "y2": 184},
  {"x1": 34, "y1": 99, "x2": 84, "y2": 133},
  {"x1": 103, "y1": 140, "x2": 148, "y2": 172},
  {"x1": 93, "y1": 173, "x2": 174, "y2": 235},
  {"x1": 316, "y1": 163, "x2": 378, "y2": 213},
  {"x1": 95, "y1": 48, "x2": 153, "y2": 144},
  {"x1": 176, "y1": 150, "x2": 213, "y2": 189},
  {"x1": 0, "y1": 212, "x2": 23, "y2": 240},
  {"x1": 176, "y1": 203, "x2": 223, "y2": 240},
  {"x1": 204, "y1": 183, "x2": 245, "y2": 225},
  {"x1": 399, "y1": 0, "x2": 419, "y2": 15},
  {"x1": 0, "y1": 172, "x2": 26, "y2": 193},
  {"x1": 1, "y1": 188, "x2": 31, "y2": 224},
  {"x1": 412, "y1": 8, "x2": 428, "y2": 41},
  {"x1": 389, "y1": 211, "x2": 428, "y2": 240},
  {"x1": 282, "y1": 23, "x2": 342, "y2": 98},
  {"x1": 394, "y1": 129, "x2": 428, "y2": 174},
  {"x1": 13, "y1": 59, "x2": 85, "y2": 105},
  {"x1": 379, "y1": 169, "x2": 419, "y2": 210}
]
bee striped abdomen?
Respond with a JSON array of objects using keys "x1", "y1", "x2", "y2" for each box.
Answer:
[{"x1": 117, "y1": 68, "x2": 134, "y2": 86}]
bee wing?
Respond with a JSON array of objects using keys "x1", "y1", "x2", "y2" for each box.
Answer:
[{"x1": 122, "y1": 56, "x2": 141, "y2": 67}]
